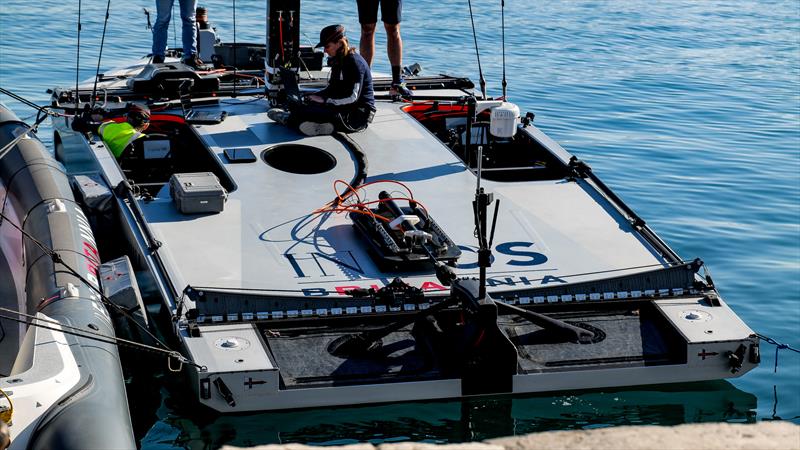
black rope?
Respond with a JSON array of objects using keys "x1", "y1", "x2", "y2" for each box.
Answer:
[
  {"x1": 76, "y1": 0, "x2": 82, "y2": 110},
  {"x1": 233, "y1": 0, "x2": 238, "y2": 98},
  {"x1": 467, "y1": 0, "x2": 486, "y2": 100},
  {"x1": 143, "y1": 8, "x2": 152, "y2": 30},
  {"x1": 0, "y1": 110, "x2": 51, "y2": 159},
  {"x1": 188, "y1": 260, "x2": 691, "y2": 297},
  {"x1": 0, "y1": 205, "x2": 207, "y2": 370},
  {"x1": 501, "y1": 0, "x2": 507, "y2": 99},
  {"x1": 0, "y1": 160, "x2": 70, "y2": 229},
  {"x1": 90, "y1": 0, "x2": 112, "y2": 108},
  {"x1": 0, "y1": 87, "x2": 57, "y2": 114},
  {"x1": 756, "y1": 333, "x2": 800, "y2": 373},
  {"x1": 0, "y1": 308, "x2": 205, "y2": 371},
  {"x1": 268, "y1": 0, "x2": 272, "y2": 95},
  {"x1": 0, "y1": 209, "x2": 172, "y2": 353}
]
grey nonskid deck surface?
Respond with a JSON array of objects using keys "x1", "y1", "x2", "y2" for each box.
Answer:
[{"x1": 140, "y1": 95, "x2": 667, "y2": 298}]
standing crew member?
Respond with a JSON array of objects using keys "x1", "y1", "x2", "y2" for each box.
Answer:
[
  {"x1": 98, "y1": 104, "x2": 150, "y2": 158},
  {"x1": 151, "y1": 0, "x2": 203, "y2": 68},
  {"x1": 357, "y1": 0, "x2": 412, "y2": 97},
  {"x1": 268, "y1": 25, "x2": 375, "y2": 137}
]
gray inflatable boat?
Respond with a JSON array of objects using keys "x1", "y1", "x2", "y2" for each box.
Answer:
[{"x1": 0, "y1": 104, "x2": 135, "y2": 449}]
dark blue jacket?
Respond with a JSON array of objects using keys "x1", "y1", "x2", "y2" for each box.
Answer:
[{"x1": 317, "y1": 51, "x2": 375, "y2": 112}]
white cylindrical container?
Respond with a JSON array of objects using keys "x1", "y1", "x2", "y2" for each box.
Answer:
[
  {"x1": 198, "y1": 29, "x2": 217, "y2": 62},
  {"x1": 489, "y1": 102, "x2": 520, "y2": 138}
]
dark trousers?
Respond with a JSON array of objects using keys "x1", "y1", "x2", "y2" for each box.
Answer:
[{"x1": 288, "y1": 102, "x2": 374, "y2": 133}]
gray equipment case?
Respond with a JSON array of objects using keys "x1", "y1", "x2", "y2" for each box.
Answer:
[{"x1": 169, "y1": 172, "x2": 228, "y2": 214}]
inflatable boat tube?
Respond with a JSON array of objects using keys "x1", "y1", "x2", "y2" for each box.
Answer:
[{"x1": 0, "y1": 104, "x2": 135, "y2": 450}]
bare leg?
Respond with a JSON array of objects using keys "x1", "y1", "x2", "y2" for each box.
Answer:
[
  {"x1": 360, "y1": 23, "x2": 377, "y2": 66},
  {"x1": 385, "y1": 22, "x2": 402, "y2": 69}
]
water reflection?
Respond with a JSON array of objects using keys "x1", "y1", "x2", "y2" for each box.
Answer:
[{"x1": 141, "y1": 380, "x2": 756, "y2": 448}]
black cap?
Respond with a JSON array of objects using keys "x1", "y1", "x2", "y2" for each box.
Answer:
[
  {"x1": 315, "y1": 24, "x2": 345, "y2": 48},
  {"x1": 127, "y1": 103, "x2": 150, "y2": 127}
]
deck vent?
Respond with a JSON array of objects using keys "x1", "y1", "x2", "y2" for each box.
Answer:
[{"x1": 263, "y1": 144, "x2": 336, "y2": 174}]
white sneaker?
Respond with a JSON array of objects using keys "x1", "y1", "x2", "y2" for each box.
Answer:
[
  {"x1": 267, "y1": 108, "x2": 291, "y2": 125},
  {"x1": 299, "y1": 121, "x2": 335, "y2": 136}
]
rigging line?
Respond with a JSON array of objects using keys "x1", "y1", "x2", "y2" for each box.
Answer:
[
  {"x1": 189, "y1": 285, "x2": 337, "y2": 294},
  {"x1": 0, "y1": 309, "x2": 204, "y2": 371},
  {"x1": 756, "y1": 333, "x2": 800, "y2": 374},
  {"x1": 0, "y1": 87, "x2": 59, "y2": 115},
  {"x1": 76, "y1": 0, "x2": 82, "y2": 111},
  {"x1": 0, "y1": 209, "x2": 172, "y2": 352},
  {"x1": 0, "y1": 113, "x2": 51, "y2": 160},
  {"x1": 143, "y1": 8, "x2": 152, "y2": 30},
  {"x1": 501, "y1": 0, "x2": 507, "y2": 99},
  {"x1": 90, "y1": 0, "x2": 113, "y2": 109},
  {"x1": 264, "y1": 0, "x2": 269, "y2": 97},
  {"x1": 467, "y1": 0, "x2": 486, "y2": 100},
  {"x1": 189, "y1": 260, "x2": 693, "y2": 297},
  {"x1": 233, "y1": 0, "x2": 238, "y2": 98}
]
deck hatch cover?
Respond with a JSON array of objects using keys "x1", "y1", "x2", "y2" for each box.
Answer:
[{"x1": 263, "y1": 144, "x2": 336, "y2": 174}]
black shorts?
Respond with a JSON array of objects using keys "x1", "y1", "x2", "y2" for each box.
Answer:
[{"x1": 357, "y1": 0, "x2": 402, "y2": 25}]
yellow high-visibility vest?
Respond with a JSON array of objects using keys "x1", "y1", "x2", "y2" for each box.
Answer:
[{"x1": 98, "y1": 121, "x2": 144, "y2": 158}]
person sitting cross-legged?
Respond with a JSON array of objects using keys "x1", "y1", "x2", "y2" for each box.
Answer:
[{"x1": 267, "y1": 24, "x2": 375, "y2": 137}]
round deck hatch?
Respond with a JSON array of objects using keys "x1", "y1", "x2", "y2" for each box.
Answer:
[{"x1": 263, "y1": 144, "x2": 337, "y2": 174}]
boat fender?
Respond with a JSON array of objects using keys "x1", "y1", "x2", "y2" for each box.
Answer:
[
  {"x1": 71, "y1": 174, "x2": 113, "y2": 215},
  {"x1": 70, "y1": 174, "x2": 115, "y2": 244},
  {"x1": 99, "y1": 255, "x2": 151, "y2": 343}
]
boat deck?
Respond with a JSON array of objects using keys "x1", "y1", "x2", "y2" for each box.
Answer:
[{"x1": 138, "y1": 96, "x2": 667, "y2": 299}]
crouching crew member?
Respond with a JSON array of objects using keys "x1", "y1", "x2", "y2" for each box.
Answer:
[
  {"x1": 98, "y1": 103, "x2": 150, "y2": 158},
  {"x1": 268, "y1": 24, "x2": 375, "y2": 136}
]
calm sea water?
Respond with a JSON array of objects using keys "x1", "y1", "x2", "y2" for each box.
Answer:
[{"x1": 1, "y1": 0, "x2": 798, "y2": 448}]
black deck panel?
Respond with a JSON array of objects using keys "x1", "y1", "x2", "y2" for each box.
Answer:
[{"x1": 266, "y1": 326, "x2": 449, "y2": 389}]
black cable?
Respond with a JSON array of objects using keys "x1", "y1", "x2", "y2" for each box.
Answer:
[
  {"x1": 90, "y1": 0, "x2": 112, "y2": 108},
  {"x1": 0, "y1": 209, "x2": 172, "y2": 352},
  {"x1": 0, "y1": 308, "x2": 204, "y2": 371},
  {"x1": 0, "y1": 112, "x2": 51, "y2": 159},
  {"x1": 0, "y1": 87, "x2": 55, "y2": 114},
  {"x1": 467, "y1": 0, "x2": 486, "y2": 100},
  {"x1": 757, "y1": 333, "x2": 800, "y2": 373},
  {"x1": 143, "y1": 8, "x2": 152, "y2": 30},
  {"x1": 264, "y1": 0, "x2": 269, "y2": 97},
  {"x1": 76, "y1": 0, "x2": 82, "y2": 110},
  {"x1": 188, "y1": 260, "x2": 690, "y2": 298},
  {"x1": 501, "y1": 0, "x2": 507, "y2": 99},
  {"x1": 233, "y1": 0, "x2": 238, "y2": 98}
]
